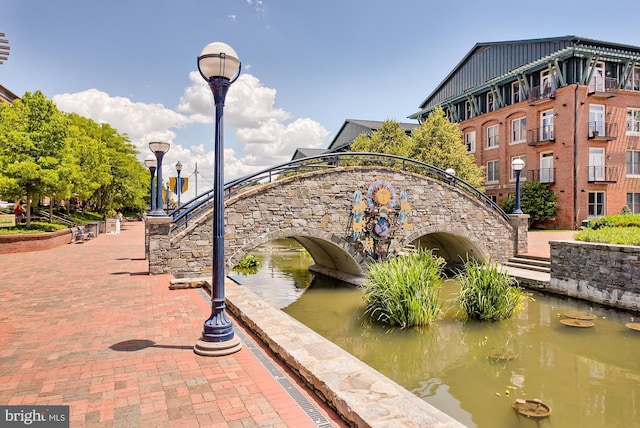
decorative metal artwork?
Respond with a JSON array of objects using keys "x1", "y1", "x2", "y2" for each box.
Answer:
[{"x1": 350, "y1": 179, "x2": 411, "y2": 262}]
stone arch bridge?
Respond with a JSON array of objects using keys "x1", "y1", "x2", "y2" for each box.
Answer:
[{"x1": 147, "y1": 153, "x2": 528, "y2": 281}]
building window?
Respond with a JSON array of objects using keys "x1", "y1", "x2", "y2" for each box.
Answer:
[
  {"x1": 627, "y1": 108, "x2": 640, "y2": 134},
  {"x1": 627, "y1": 150, "x2": 640, "y2": 176},
  {"x1": 628, "y1": 193, "x2": 640, "y2": 213},
  {"x1": 540, "y1": 152, "x2": 554, "y2": 183},
  {"x1": 464, "y1": 131, "x2": 476, "y2": 153},
  {"x1": 486, "y1": 124, "x2": 499, "y2": 149},
  {"x1": 465, "y1": 101, "x2": 474, "y2": 120},
  {"x1": 511, "y1": 155, "x2": 526, "y2": 181},
  {"x1": 511, "y1": 81, "x2": 523, "y2": 104},
  {"x1": 511, "y1": 117, "x2": 526, "y2": 144},
  {"x1": 588, "y1": 192, "x2": 606, "y2": 218},
  {"x1": 486, "y1": 92, "x2": 495, "y2": 112},
  {"x1": 486, "y1": 160, "x2": 499, "y2": 183},
  {"x1": 540, "y1": 109, "x2": 554, "y2": 141},
  {"x1": 625, "y1": 66, "x2": 640, "y2": 92}
]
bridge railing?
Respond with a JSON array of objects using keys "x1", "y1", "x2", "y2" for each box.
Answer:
[{"x1": 170, "y1": 153, "x2": 510, "y2": 231}]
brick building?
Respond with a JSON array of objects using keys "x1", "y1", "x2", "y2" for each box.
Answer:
[{"x1": 409, "y1": 36, "x2": 640, "y2": 230}]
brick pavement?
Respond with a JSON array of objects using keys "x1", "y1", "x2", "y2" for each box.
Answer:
[{"x1": 0, "y1": 221, "x2": 346, "y2": 428}]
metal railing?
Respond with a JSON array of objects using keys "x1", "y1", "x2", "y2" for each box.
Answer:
[
  {"x1": 170, "y1": 153, "x2": 511, "y2": 231},
  {"x1": 526, "y1": 168, "x2": 556, "y2": 184},
  {"x1": 587, "y1": 166, "x2": 618, "y2": 183},
  {"x1": 588, "y1": 76, "x2": 618, "y2": 95},
  {"x1": 527, "y1": 84, "x2": 555, "y2": 104},
  {"x1": 588, "y1": 121, "x2": 618, "y2": 140},
  {"x1": 528, "y1": 125, "x2": 555, "y2": 145}
]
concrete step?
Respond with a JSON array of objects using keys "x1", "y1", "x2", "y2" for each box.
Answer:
[{"x1": 505, "y1": 256, "x2": 551, "y2": 273}]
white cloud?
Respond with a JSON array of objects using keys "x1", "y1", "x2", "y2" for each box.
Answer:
[
  {"x1": 52, "y1": 70, "x2": 330, "y2": 200},
  {"x1": 53, "y1": 89, "x2": 190, "y2": 152}
]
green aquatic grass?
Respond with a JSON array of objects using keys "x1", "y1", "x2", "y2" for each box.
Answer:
[
  {"x1": 362, "y1": 249, "x2": 445, "y2": 328},
  {"x1": 457, "y1": 259, "x2": 527, "y2": 321}
]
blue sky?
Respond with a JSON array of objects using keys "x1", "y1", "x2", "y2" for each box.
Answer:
[{"x1": 3, "y1": 0, "x2": 640, "y2": 199}]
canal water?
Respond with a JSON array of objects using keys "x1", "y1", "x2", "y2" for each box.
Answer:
[{"x1": 229, "y1": 239, "x2": 640, "y2": 428}]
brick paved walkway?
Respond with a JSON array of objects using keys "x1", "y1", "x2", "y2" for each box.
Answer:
[{"x1": 0, "y1": 222, "x2": 345, "y2": 428}]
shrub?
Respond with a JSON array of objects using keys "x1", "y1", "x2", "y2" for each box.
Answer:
[
  {"x1": 457, "y1": 259, "x2": 527, "y2": 321},
  {"x1": 588, "y1": 213, "x2": 640, "y2": 230},
  {"x1": 501, "y1": 181, "x2": 558, "y2": 227},
  {"x1": 574, "y1": 227, "x2": 640, "y2": 246},
  {"x1": 362, "y1": 249, "x2": 445, "y2": 328}
]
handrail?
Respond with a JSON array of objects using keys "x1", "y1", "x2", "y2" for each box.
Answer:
[{"x1": 170, "y1": 153, "x2": 511, "y2": 231}]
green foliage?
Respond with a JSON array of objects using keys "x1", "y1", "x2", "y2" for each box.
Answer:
[
  {"x1": 409, "y1": 107, "x2": 485, "y2": 189},
  {"x1": 574, "y1": 227, "x2": 640, "y2": 246},
  {"x1": 621, "y1": 205, "x2": 632, "y2": 215},
  {"x1": 0, "y1": 91, "x2": 150, "y2": 216},
  {"x1": 348, "y1": 111, "x2": 485, "y2": 189},
  {"x1": 362, "y1": 249, "x2": 445, "y2": 328},
  {"x1": 350, "y1": 120, "x2": 414, "y2": 158},
  {"x1": 456, "y1": 259, "x2": 527, "y2": 321},
  {"x1": 235, "y1": 253, "x2": 261, "y2": 269},
  {"x1": 0, "y1": 221, "x2": 68, "y2": 235},
  {"x1": 501, "y1": 181, "x2": 558, "y2": 227},
  {"x1": 587, "y1": 213, "x2": 640, "y2": 229}
]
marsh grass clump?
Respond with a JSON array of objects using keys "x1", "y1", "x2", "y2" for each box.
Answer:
[
  {"x1": 362, "y1": 249, "x2": 445, "y2": 328},
  {"x1": 457, "y1": 259, "x2": 527, "y2": 321}
]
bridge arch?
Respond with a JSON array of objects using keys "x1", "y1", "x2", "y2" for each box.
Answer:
[{"x1": 148, "y1": 155, "x2": 527, "y2": 278}]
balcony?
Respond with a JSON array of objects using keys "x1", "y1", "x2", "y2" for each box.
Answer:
[
  {"x1": 527, "y1": 168, "x2": 556, "y2": 184},
  {"x1": 588, "y1": 76, "x2": 618, "y2": 98},
  {"x1": 528, "y1": 125, "x2": 555, "y2": 146},
  {"x1": 588, "y1": 121, "x2": 618, "y2": 141},
  {"x1": 587, "y1": 166, "x2": 618, "y2": 183},
  {"x1": 527, "y1": 84, "x2": 555, "y2": 105}
]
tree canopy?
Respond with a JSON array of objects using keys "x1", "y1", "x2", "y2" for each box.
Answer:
[
  {"x1": 0, "y1": 90, "x2": 149, "y2": 221},
  {"x1": 348, "y1": 108, "x2": 485, "y2": 189}
]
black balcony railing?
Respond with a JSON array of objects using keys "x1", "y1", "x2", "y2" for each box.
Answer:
[
  {"x1": 588, "y1": 121, "x2": 618, "y2": 140},
  {"x1": 528, "y1": 125, "x2": 555, "y2": 146},
  {"x1": 588, "y1": 76, "x2": 618, "y2": 97},
  {"x1": 587, "y1": 166, "x2": 618, "y2": 183},
  {"x1": 526, "y1": 168, "x2": 556, "y2": 184},
  {"x1": 527, "y1": 84, "x2": 555, "y2": 105}
]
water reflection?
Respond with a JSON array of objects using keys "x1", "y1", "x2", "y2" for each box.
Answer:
[{"x1": 234, "y1": 239, "x2": 640, "y2": 428}]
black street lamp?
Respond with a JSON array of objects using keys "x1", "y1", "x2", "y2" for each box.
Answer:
[
  {"x1": 148, "y1": 141, "x2": 170, "y2": 216},
  {"x1": 175, "y1": 161, "x2": 183, "y2": 208},
  {"x1": 194, "y1": 42, "x2": 243, "y2": 356},
  {"x1": 144, "y1": 156, "x2": 157, "y2": 212},
  {"x1": 512, "y1": 158, "x2": 525, "y2": 215}
]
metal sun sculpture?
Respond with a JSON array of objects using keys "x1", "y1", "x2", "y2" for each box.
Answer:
[{"x1": 350, "y1": 179, "x2": 411, "y2": 262}]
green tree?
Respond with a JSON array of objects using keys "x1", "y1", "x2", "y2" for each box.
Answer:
[
  {"x1": 0, "y1": 91, "x2": 68, "y2": 226},
  {"x1": 350, "y1": 120, "x2": 414, "y2": 158},
  {"x1": 409, "y1": 107, "x2": 485, "y2": 189},
  {"x1": 501, "y1": 181, "x2": 558, "y2": 228}
]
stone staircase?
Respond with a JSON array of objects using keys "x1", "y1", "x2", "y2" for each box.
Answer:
[{"x1": 504, "y1": 254, "x2": 550, "y2": 273}]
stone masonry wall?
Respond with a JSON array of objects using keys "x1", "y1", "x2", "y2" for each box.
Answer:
[
  {"x1": 550, "y1": 241, "x2": 640, "y2": 312},
  {"x1": 150, "y1": 166, "x2": 518, "y2": 278}
]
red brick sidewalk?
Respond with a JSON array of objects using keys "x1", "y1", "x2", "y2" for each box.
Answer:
[
  {"x1": 0, "y1": 222, "x2": 345, "y2": 427},
  {"x1": 524, "y1": 230, "x2": 577, "y2": 258}
]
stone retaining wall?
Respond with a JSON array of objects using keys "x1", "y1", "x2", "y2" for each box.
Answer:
[{"x1": 550, "y1": 240, "x2": 640, "y2": 312}]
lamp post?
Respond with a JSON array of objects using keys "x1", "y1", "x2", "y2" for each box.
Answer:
[
  {"x1": 148, "y1": 141, "x2": 170, "y2": 216},
  {"x1": 144, "y1": 156, "x2": 157, "y2": 212},
  {"x1": 194, "y1": 41, "x2": 243, "y2": 356},
  {"x1": 445, "y1": 168, "x2": 456, "y2": 186},
  {"x1": 512, "y1": 158, "x2": 525, "y2": 215},
  {"x1": 175, "y1": 161, "x2": 183, "y2": 208}
]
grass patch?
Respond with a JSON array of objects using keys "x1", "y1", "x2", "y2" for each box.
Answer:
[
  {"x1": 0, "y1": 221, "x2": 68, "y2": 235},
  {"x1": 362, "y1": 249, "x2": 445, "y2": 328},
  {"x1": 456, "y1": 259, "x2": 527, "y2": 321}
]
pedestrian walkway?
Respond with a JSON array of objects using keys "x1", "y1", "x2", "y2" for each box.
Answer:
[
  {"x1": 524, "y1": 230, "x2": 577, "y2": 258},
  {"x1": 0, "y1": 222, "x2": 346, "y2": 428}
]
